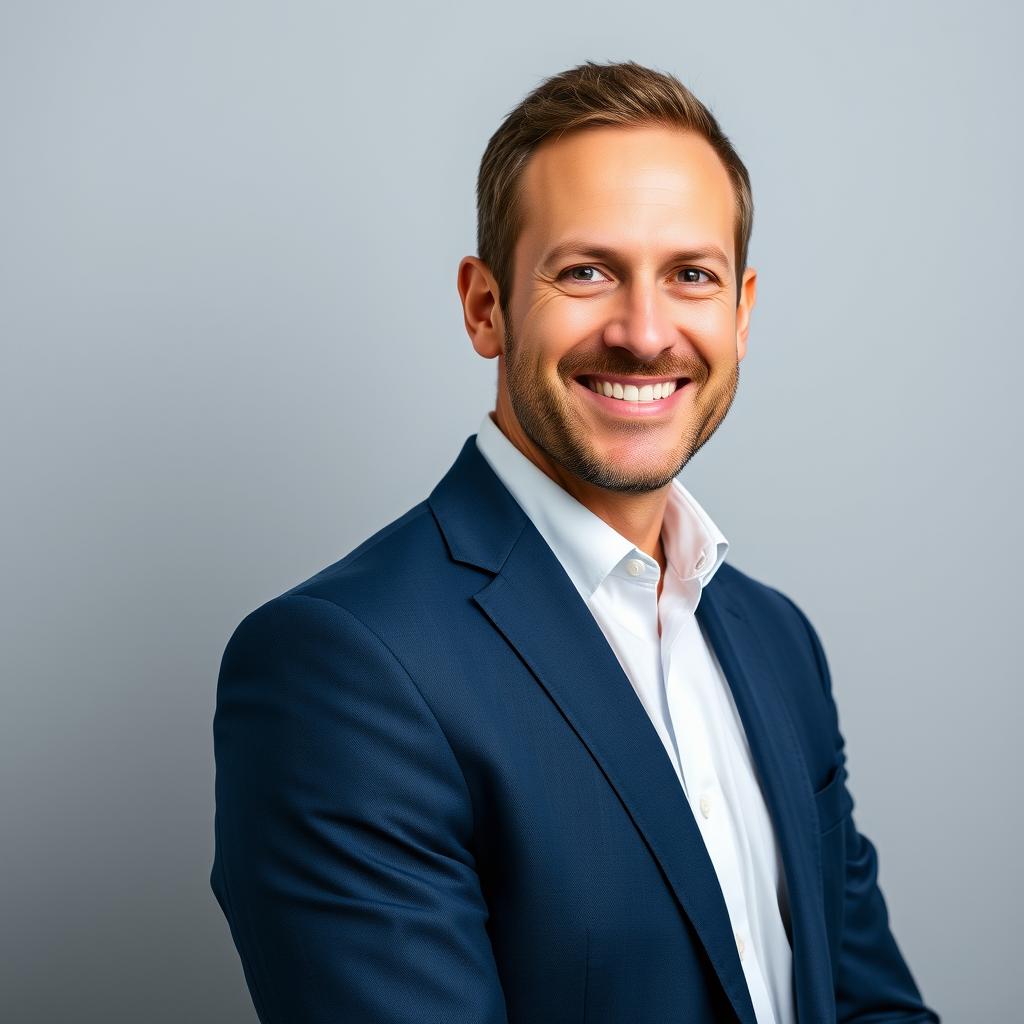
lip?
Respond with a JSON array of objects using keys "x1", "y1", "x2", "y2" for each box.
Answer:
[{"x1": 573, "y1": 375, "x2": 693, "y2": 418}]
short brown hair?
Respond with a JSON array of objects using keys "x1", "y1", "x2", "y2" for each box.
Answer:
[{"x1": 476, "y1": 60, "x2": 754, "y2": 316}]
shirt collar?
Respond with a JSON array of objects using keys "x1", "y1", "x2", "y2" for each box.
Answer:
[{"x1": 474, "y1": 411, "x2": 729, "y2": 603}]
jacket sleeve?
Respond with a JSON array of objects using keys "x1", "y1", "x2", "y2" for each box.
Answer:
[
  {"x1": 784, "y1": 593, "x2": 941, "y2": 1023},
  {"x1": 211, "y1": 592, "x2": 508, "y2": 1024}
]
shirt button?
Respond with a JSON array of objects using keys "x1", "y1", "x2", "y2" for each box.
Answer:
[
  {"x1": 695, "y1": 552, "x2": 707, "y2": 571},
  {"x1": 735, "y1": 933, "x2": 745, "y2": 960},
  {"x1": 626, "y1": 558, "x2": 645, "y2": 576},
  {"x1": 699, "y1": 795, "x2": 712, "y2": 818}
]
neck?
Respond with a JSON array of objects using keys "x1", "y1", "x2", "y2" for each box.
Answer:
[{"x1": 490, "y1": 407, "x2": 671, "y2": 574}]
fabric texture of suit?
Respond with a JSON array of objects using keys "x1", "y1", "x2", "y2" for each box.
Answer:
[{"x1": 211, "y1": 434, "x2": 940, "y2": 1024}]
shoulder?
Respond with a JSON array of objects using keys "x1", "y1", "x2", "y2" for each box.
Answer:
[
  {"x1": 216, "y1": 502, "x2": 456, "y2": 734},
  {"x1": 709, "y1": 560, "x2": 832, "y2": 695},
  {"x1": 711, "y1": 560, "x2": 819, "y2": 637},
  {"x1": 285, "y1": 498, "x2": 445, "y2": 604},
  {"x1": 223, "y1": 496, "x2": 478, "y2": 665}
]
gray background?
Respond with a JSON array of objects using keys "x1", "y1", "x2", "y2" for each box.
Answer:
[{"x1": 2, "y1": 2, "x2": 1019, "y2": 1021}]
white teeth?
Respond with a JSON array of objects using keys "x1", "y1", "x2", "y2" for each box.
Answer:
[{"x1": 587, "y1": 377, "x2": 681, "y2": 402}]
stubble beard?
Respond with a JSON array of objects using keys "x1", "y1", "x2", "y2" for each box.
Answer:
[{"x1": 501, "y1": 317, "x2": 740, "y2": 495}]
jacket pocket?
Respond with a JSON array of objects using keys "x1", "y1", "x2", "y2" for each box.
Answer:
[
  {"x1": 813, "y1": 760, "x2": 852, "y2": 836},
  {"x1": 813, "y1": 760, "x2": 851, "y2": 979}
]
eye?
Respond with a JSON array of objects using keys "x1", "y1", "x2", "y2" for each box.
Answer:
[
  {"x1": 558, "y1": 265, "x2": 610, "y2": 284},
  {"x1": 678, "y1": 267, "x2": 715, "y2": 285}
]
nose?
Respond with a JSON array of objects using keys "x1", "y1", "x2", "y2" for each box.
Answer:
[{"x1": 600, "y1": 277, "x2": 677, "y2": 363}]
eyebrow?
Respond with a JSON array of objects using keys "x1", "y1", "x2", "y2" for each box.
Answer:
[{"x1": 539, "y1": 239, "x2": 732, "y2": 274}]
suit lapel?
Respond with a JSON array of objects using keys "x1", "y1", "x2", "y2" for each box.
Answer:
[
  {"x1": 697, "y1": 586, "x2": 836, "y2": 1024},
  {"x1": 429, "y1": 435, "x2": 832, "y2": 1024},
  {"x1": 472, "y1": 524, "x2": 758, "y2": 1024}
]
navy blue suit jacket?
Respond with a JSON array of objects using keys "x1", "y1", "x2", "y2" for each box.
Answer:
[{"x1": 212, "y1": 435, "x2": 939, "y2": 1023}]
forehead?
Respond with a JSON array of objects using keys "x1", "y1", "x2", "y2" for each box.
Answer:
[{"x1": 516, "y1": 124, "x2": 737, "y2": 267}]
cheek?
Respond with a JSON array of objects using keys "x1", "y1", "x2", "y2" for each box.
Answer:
[
  {"x1": 682, "y1": 313, "x2": 739, "y2": 376},
  {"x1": 679, "y1": 303, "x2": 733, "y2": 343},
  {"x1": 526, "y1": 292, "x2": 602, "y2": 347},
  {"x1": 525, "y1": 328, "x2": 587, "y2": 382}
]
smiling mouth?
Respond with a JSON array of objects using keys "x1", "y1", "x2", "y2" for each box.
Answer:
[{"x1": 576, "y1": 374, "x2": 691, "y2": 403}]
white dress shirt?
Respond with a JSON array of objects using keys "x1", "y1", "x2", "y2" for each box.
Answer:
[{"x1": 475, "y1": 411, "x2": 796, "y2": 1024}]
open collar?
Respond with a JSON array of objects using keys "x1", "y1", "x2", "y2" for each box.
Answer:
[{"x1": 474, "y1": 410, "x2": 730, "y2": 604}]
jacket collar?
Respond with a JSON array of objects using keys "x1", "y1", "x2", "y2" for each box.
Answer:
[{"x1": 428, "y1": 434, "x2": 835, "y2": 1024}]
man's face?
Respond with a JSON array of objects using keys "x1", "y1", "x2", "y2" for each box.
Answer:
[{"x1": 497, "y1": 124, "x2": 755, "y2": 494}]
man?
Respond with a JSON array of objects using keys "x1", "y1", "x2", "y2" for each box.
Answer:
[{"x1": 212, "y1": 60, "x2": 939, "y2": 1023}]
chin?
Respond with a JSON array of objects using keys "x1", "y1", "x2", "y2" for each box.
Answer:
[{"x1": 573, "y1": 445, "x2": 684, "y2": 493}]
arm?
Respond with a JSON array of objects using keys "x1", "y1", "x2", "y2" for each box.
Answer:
[
  {"x1": 783, "y1": 593, "x2": 940, "y2": 1023},
  {"x1": 211, "y1": 593, "x2": 508, "y2": 1024}
]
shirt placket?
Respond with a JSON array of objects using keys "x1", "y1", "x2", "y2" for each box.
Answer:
[{"x1": 660, "y1": 576, "x2": 778, "y2": 1024}]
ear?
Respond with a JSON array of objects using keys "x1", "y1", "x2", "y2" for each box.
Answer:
[
  {"x1": 735, "y1": 266, "x2": 757, "y2": 363},
  {"x1": 457, "y1": 256, "x2": 506, "y2": 359}
]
